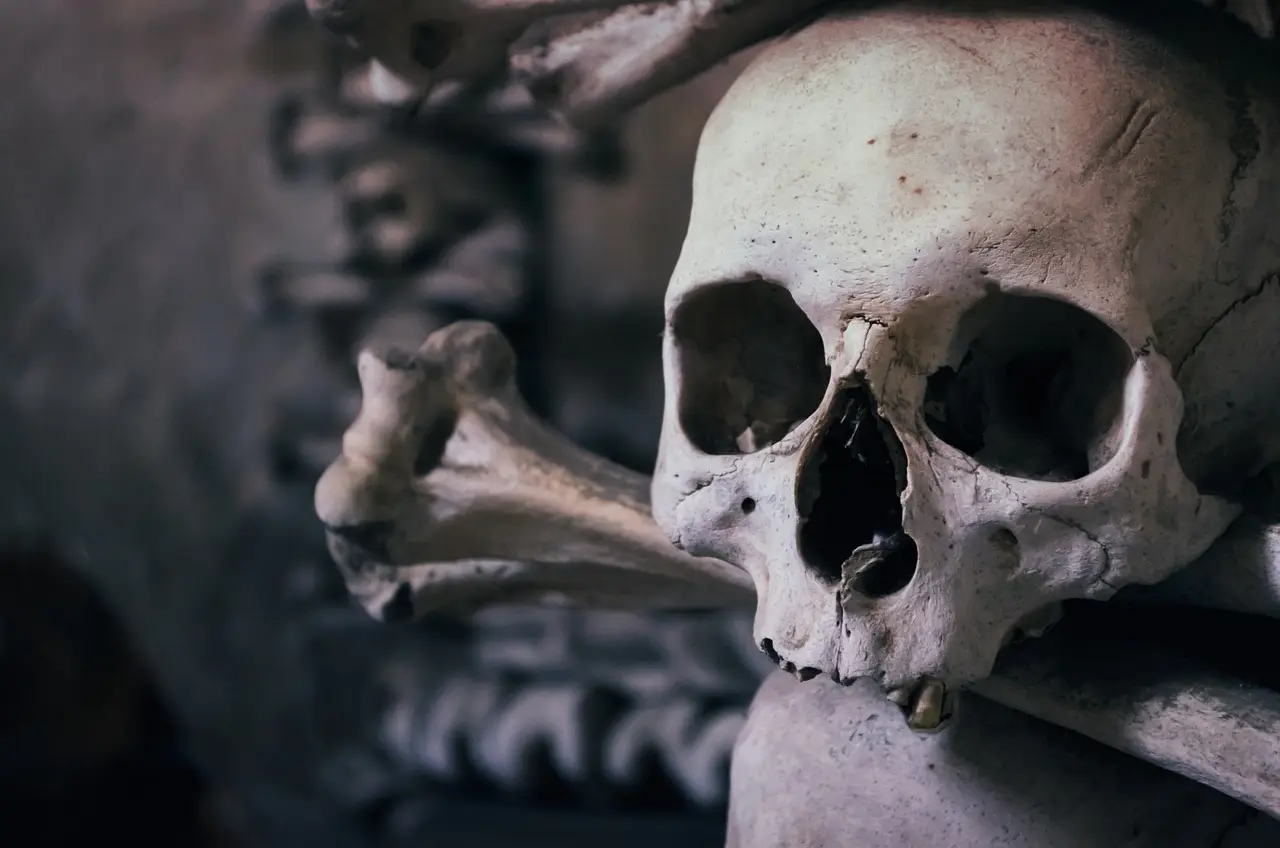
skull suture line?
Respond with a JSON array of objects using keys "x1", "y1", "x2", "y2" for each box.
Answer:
[{"x1": 652, "y1": 1, "x2": 1280, "y2": 711}]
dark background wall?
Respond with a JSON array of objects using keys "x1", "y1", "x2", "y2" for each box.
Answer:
[{"x1": 0, "y1": 1, "x2": 749, "y2": 844}]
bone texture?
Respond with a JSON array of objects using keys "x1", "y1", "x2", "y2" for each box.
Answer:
[
  {"x1": 973, "y1": 626, "x2": 1280, "y2": 818},
  {"x1": 305, "y1": 0, "x2": 829, "y2": 127},
  {"x1": 470, "y1": 606, "x2": 772, "y2": 698},
  {"x1": 470, "y1": 598, "x2": 1280, "y2": 817},
  {"x1": 318, "y1": 319, "x2": 1280, "y2": 812},
  {"x1": 302, "y1": 1, "x2": 1279, "y2": 128},
  {"x1": 267, "y1": 17, "x2": 759, "y2": 814},
  {"x1": 381, "y1": 671, "x2": 745, "y2": 806},
  {"x1": 1120, "y1": 514, "x2": 1280, "y2": 617},
  {"x1": 731, "y1": 670, "x2": 1280, "y2": 848},
  {"x1": 470, "y1": 604, "x2": 1280, "y2": 818},
  {"x1": 260, "y1": 18, "x2": 547, "y2": 491},
  {"x1": 650, "y1": 0, "x2": 1280, "y2": 698},
  {"x1": 374, "y1": 607, "x2": 766, "y2": 806},
  {"x1": 314, "y1": 320, "x2": 755, "y2": 619}
]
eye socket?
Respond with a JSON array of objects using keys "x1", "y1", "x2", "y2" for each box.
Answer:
[
  {"x1": 671, "y1": 278, "x2": 829, "y2": 455},
  {"x1": 923, "y1": 292, "x2": 1134, "y2": 482}
]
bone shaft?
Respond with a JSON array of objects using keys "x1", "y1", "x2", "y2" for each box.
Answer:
[
  {"x1": 515, "y1": 0, "x2": 830, "y2": 128},
  {"x1": 1118, "y1": 516, "x2": 1280, "y2": 618},
  {"x1": 974, "y1": 638, "x2": 1280, "y2": 817},
  {"x1": 318, "y1": 322, "x2": 757, "y2": 621},
  {"x1": 407, "y1": 395, "x2": 756, "y2": 603}
]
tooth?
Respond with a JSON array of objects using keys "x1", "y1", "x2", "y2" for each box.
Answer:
[{"x1": 904, "y1": 677, "x2": 953, "y2": 733}]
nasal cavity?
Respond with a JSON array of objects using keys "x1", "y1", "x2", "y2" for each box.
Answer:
[{"x1": 797, "y1": 385, "x2": 917, "y2": 598}]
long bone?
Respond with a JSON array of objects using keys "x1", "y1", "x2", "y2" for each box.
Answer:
[
  {"x1": 973, "y1": 616, "x2": 1280, "y2": 818},
  {"x1": 302, "y1": 1, "x2": 1278, "y2": 129},
  {"x1": 315, "y1": 320, "x2": 1280, "y2": 815},
  {"x1": 314, "y1": 320, "x2": 755, "y2": 619},
  {"x1": 304, "y1": 0, "x2": 831, "y2": 127}
]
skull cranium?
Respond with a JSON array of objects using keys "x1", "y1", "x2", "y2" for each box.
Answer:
[{"x1": 652, "y1": 0, "x2": 1280, "y2": 702}]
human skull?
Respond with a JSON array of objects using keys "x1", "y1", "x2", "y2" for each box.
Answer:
[{"x1": 652, "y1": 0, "x2": 1280, "y2": 700}]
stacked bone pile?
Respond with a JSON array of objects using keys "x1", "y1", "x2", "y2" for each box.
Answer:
[
  {"x1": 310, "y1": 319, "x2": 767, "y2": 809},
  {"x1": 306, "y1": 0, "x2": 1280, "y2": 834},
  {"x1": 284, "y1": 0, "x2": 852, "y2": 808},
  {"x1": 259, "y1": 4, "x2": 536, "y2": 484},
  {"x1": 303, "y1": 0, "x2": 832, "y2": 130},
  {"x1": 381, "y1": 608, "x2": 772, "y2": 807},
  {"x1": 303, "y1": 0, "x2": 1276, "y2": 129},
  {"x1": 256, "y1": 0, "x2": 767, "y2": 813}
]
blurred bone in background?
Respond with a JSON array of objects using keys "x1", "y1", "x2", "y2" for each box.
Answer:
[{"x1": 0, "y1": 1, "x2": 755, "y2": 845}]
